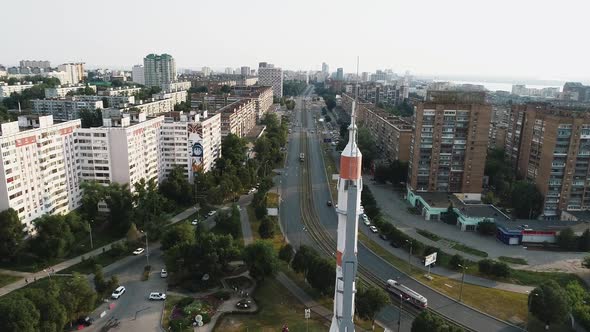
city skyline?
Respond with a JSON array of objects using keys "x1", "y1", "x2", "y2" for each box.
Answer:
[{"x1": 3, "y1": 0, "x2": 589, "y2": 81}]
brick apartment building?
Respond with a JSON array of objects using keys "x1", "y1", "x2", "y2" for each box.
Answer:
[
  {"x1": 505, "y1": 103, "x2": 590, "y2": 218},
  {"x1": 408, "y1": 91, "x2": 491, "y2": 193}
]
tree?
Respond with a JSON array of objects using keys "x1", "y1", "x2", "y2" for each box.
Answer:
[
  {"x1": 22, "y1": 285, "x2": 67, "y2": 332},
  {"x1": 491, "y1": 262, "x2": 510, "y2": 278},
  {"x1": 324, "y1": 96, "x2": 336, "y2": 111},
  {"x1": 133, "y1": 178, "x2": 167, "y2": 234},
  {"x1": 161, "y1": 223, "x2": 195, "y2": 250},
  {"x1": 411, "y1": 311, "x2": 463, "y2": 332},
  {"x1": 0, "y1": 208, "x2": 23, "y2": 259},
  {"x1": 127, "y1": 223, "x2": 141, "y2": 244},
  {"x1": 449, "y1": 254, "x2": 464, "y2": 270},
  {"x1": 80, "y1": 181, "x2": 105, "y2": 221},
  {"x1": 510, "y1": 181, "x2": 543, "y2": 219},
  {"x1": 292, "y1": 245, "x2": 316, "y2": 276},
  {"x1": 355, "y1": 286, "x2": 390, "y2": 324},
  {"x1": 30, "y1": 214, "x2": 78, "y2": 260},
  {"x1": 79, "y1": 108, "x2": 103, "y2": 128},
  {"x1": 478, "y1": 259, "x2": 494, "y2": 275},
  {"x1": 583, "y1": 256, "x2": 590, "y2": 269},
  {"x1": 476, "y1": 220, "x2": 496, "y2": 236},
  {"x1": 104, "y1": 183, "x2": 134, "y2": 233},
  {"x1": 579, "y1": 229, "x2": 590, "y2": 251},
  {"x1": 279, "y1": 244, "x2": 294, "y2": 263},
  {"x1": 214, "y1": 206, "x2": 241, "y2": 239},
  {"x1": 557, "y1": 227, "x2": 578, "y2": 251},
  {"x1": 60, "y1": 273, "x2": 97, "y2": 324},
  {"x1": 159, "y1": 166, "x2": 193, "y2": 206},
  {"x1": 307, "y1": 256, "x2": 335, "y2": 295},
  {"x1": 0, "y1": 294, "x2": 40, "y2": 332},
  {"x1": 530, "y1": 280, "x2": 570, "y2": 326},
  {"x1": 357, "y1": 127, "x2": 378, "y2": 170},
  {"x1": 258, "y1": 217, "x2": 275, "y2": 239},
  {"x1": 243, "y1": 240, "x2": 279, "y2": 281}
]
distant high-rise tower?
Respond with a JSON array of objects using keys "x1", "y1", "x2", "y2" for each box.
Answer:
[
  {"x1": 132, "y1": 65, "x2": 145, "y2": 85},
  {"x1": 336, "y1": 68, "x2": 344, "y2": 81},
  {"x1": 322, "y1": 62, "x2": 329, "y2": 74},
  {"x1": 258, "y1": 62, "x2": 283, "y2": 97},
  {"x1": 202, "y1": 67, "x2": 212, "y2": 77},
  {"x1": 241, "y1": 66, "x2": 250, "y2": 76},
  {"x1": 143, "y1": 54, "x2": 176, "y2": 88},
  {"x1": 330, "y1": 99, "x2": 362, "y2": 332}
]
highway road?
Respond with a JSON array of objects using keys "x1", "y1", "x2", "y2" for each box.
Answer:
[{"x1": 279, "y1": 87, "x2": 521, "y2": 332}]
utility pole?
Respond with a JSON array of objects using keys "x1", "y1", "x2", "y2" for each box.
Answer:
[
  {"x1": 397, "y1": 293, "x2": 403, "y2": 332},
  {"x1": 458, "y1": 264, "x2": 467, "y2": 302},
  {"x1": 89, "y1": 220, "x2": 94, "y2": 249},
  {"x1": 406, "y1": 239, "x2": 413, "y2": 274},
  {"x1": 145, "y1": 232, "x2": 150, "y2": 267}
]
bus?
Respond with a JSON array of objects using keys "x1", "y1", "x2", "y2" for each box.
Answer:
[
  {"x1": 385, "y1": 279, "x2": 428, "y2": 309},
  {"x1": 299, "y1": 153, "x2": 305, "y2": 162}
]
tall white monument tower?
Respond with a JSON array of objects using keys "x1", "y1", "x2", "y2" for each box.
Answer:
[{"x1": 329, "y1": 100, "x2": 362, "y2": 332}]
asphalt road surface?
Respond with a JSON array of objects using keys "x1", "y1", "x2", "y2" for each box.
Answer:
[
  {"x1": 84, "y1": 248, "x2": 168, "y2": 332},
  {"x1": 278, "y1": 89, "x2": 520, "y2": 332}
]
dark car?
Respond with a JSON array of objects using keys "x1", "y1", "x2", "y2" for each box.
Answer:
[
  {"x1": 76, "y1": 316, "x2": 94, "y2": 326},
  {"x1": 390, "y1": 241, "x2": 400, "y2": 248},
  {"x1": 236, "y1": 299, "x2": 252, "y2": 309},
  {"x1": 327, "y1": 200, "x2": 333, "y2": 207},
  {"x1": 379, "y1": 233, "x2": 389, "y2": 241}
]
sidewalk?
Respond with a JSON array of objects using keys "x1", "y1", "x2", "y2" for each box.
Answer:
[{"x1": 0, "y1": 205, "x2": 198, "y2": 298}]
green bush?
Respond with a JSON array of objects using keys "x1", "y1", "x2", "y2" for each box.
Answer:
[
  {"x1": 278, "y1": 244, "x2": 294, "y2": 263},
  {"x1": 478, "y1": 259, "x2": 494, "y2": 274},
  {"x1": 491, "y1": 262, "x2": 511, "y2": 278},
  {"x1": 177, "y1": 297, "x2": 194, "y2": 307},
  {"x1": 213, "y1": 291, "x2": 231, "y2": 301},
  {"x1": 449, "y1": 254, "x2": 465, "y2": 270}
]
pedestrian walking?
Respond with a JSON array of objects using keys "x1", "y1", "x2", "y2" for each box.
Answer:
[{"x1": 25, "y1": 278, "x2": 28, "y2": 284}]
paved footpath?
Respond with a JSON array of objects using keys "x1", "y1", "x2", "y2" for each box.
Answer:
[{"x1": 0, "y1": 206, "x2": 198, "y2": 298}]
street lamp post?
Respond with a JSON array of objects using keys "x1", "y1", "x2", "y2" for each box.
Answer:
[
  {"x1": 406, "y1": 239, "x2": 413, "y2": 274},
  {"x1": 300, "y1": 226, "x2": 306, "y2": 247},
  {"x1": 458, "y1": 264, "x2": 468, "y2": 302},
  {"x1": 397, "y1": 293, "x2": 404, "y2": 332},
  {"x1": 89, "y1": 220, "x2": 94, "y2": 250},
  {"x1": 145, "y1": 232, "x2": 150, "y2": 267}
]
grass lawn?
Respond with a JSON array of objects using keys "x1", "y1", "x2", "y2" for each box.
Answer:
[
  {"x1": 266, "y1": 192, "x2": 279, "y2": 208},
  {"x1": 450, "y1": 243, "x2": 488, "y2": 258},
  {"x1": 498, "y1": 256, "x2": 528, "y2": 265},
  {"x1": 0, "y1": 273, "x2": 20, "y2": 287},
  {"x1": 61, "y1": 249, "x2": 131, "y2": 274},
  {"x1": 416, "y1": 229, "x2": 441, "y2": 241},
  {"x1": 358, "y1": 232, "x2": 527, "y2": 323},
  {"x1": 215, "y1": 277, "x2": 328, "y2": 332}
]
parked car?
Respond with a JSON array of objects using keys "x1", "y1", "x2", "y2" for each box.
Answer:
[
  {"x1": 369, "y1": 225, "x2": 379, "y2": 233},
  {"x1": 390, "y1": 241, "x2": 400, "y2": 248},
  {"x1": 133, "y1": 248, "x2": 145, "y2": 255},
  {"x1": 379, "y1": 233, "x2": 389, "y2": 241},
  {"x1": 160, "y1": 269, "x2": 168, "y2": 278},
  {"x1": 111, "y1": 286, "x2": 126, "y2": 299},
  {"x1": 326, "y1": 200, "x2": 333, "y2": 207},
  {"x1": 75, "y1": 316, "x2": 94, "y2": 327},
  {"x1": 149, "y1": 292, "x2": 167, "y2": 301},
  {"x1": 208, "y1": 210, "x2": 217, "y2": 217},
  {"x1": 191, "y1": 219, "x2": 199, "y2": 225},
  {"x1": 248, "y1": 188, "x2": 257, "y2": 195},
  {"x1": 363, "y1": 219, "x2": 371, "y2": 226},
  {"x1": 236, "y1": 299, "x2": 252, "y2": 309}
]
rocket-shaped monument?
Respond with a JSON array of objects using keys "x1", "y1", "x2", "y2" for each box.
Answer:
[{"x1": 329, "y1": 100, "x2": 362, "y2": 332}]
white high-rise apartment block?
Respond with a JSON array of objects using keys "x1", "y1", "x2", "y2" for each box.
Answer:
[
  {"x1": 258, "y1": 63, "x2": 283, "y2": 97},
  {"x1": 225, "y1": 67, "x2": 234, "y2": 75},
  {"x1": 98, "y1": 86, "x2": 142, "y2": 97},
  {"x1": 57, "y1": 63, "x2": 85, "y2": 85},
  {"x1": 152, "y1": 91, "x2": 187, "y2": 106},
  {"x1": 0, "y1": 82, "x2": 35, "y2": 100},
  {"x1": 132, "y1": 65, "x2": 145, "y2": 85},
  {"x1": 160, "y1": 111, "x2": 221, "y2": 183},
  {"x1": 20, "y1": 60, "x2": 51, "y2": 69},
  {"x1": 32, "y1": 99, "x2": 103, "y2": 121},
  {"x1": 143, "y1": 54, "x2": 176, "y2": 88},
  {"x1": 44, "y1": 84, "x2": 97, "y2": 98},
  {"x1": 202, "y1": 67, "x2": 212, "y2": 77},
  {"x1": 0, "y1": 115, "x2": 81, "y2": 230},
  {"x1": 77, "y1": 114, "x2": 164, "y2": 189},
  {"x1": 240, "y1": 66, "x2": 250, "y2": 76}
]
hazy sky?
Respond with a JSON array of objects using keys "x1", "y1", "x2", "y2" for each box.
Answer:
[{"x1": 2, "y1": 0, "x2": 588, "y2": 81}]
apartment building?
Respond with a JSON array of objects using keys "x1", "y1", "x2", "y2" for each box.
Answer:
[
  {"x1": 0, "y1": 82, "x2": 35, "y2": 100},
  {"x1": 74, "y1": 95, "x2": 135, "y2": 109},
  {"x1": 32, "y1": 98, "x2": 103, "y2": 121},
  {"x1": 57, "y1": 63, "x2": 85, "y2": 85},
  {"x1": 44, "y1": 84, "x2": 97, "y2": 98},
  {"x1": 125, "y1": 98, "x2": 174, "y2": 116},
  {"x1": 77, "y1": 114, "x2": 164, "y2": 189},
  {"x1": 162, "y1": 81, "x2": 191, "y2": 92},
  {"x1": 258, "y1": 63, "x2": 283, "y2": 97},
  {"x1": 216, "y1": 99, "x2": 256, "y2": 137},
  {"x1": 132, "y1": 65, "x2": 145, "y2": 85},
  {"x1": 341, "y1": 94, "x2": 412, "y2": 162},
  {"x1": 233, "y1": 86, "x2": 273, "y2": 120},
  {"x1": 408, "y1": 91, "x2": 491, "y2": 193},
  {"x1": 20, "y1": 60, "x2": 51, "y2": 69},
  {"x1": 152, "y1": 90, "x2": 187, "y2": 106},
  {"x1": 160, "y1": 111, "x2": 221, "y2": 182},
  {"x1": 144, "y1": 54, "x2": 176, "y2": 88},
  {"x1": 0, "y1": 115, "x2": 81, "y2": 230},
  {"x1": 505, "y1": 104, "x2": 590, "y2": 218},
  {"x1": 98, "y1": 86, "x2": 142, "y2": 97}
]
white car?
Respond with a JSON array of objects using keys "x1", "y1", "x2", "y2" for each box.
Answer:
[
  {"x1": 248, "y1": 188, "x2": 257, "y2": 195},
  {"x1": 160, "y1": 269, "x2": 168, "y2": 278},
  {"x1": 111, "y1": 286, "x2": 126, "y2": 299},
  {"x1": 363, "y1": 219, "x2": 371, "y2": 226},
  {"x1": 369, "y1": 225, "x2": 379, "y2": 233},
  {"x1": 191, "y1": 219, "x2": 199, "y2": 225},
  {"x1": 149, "y1": 292, "x2": 166, "y2": 301},
  {"x1": 208, "y1": 210, "x2": 217, "y2": 217},
  {"x1": 133, "y1": 248, "x2": 145, "y2": 255}
]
